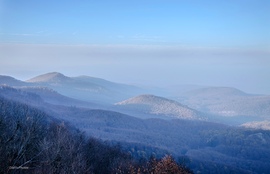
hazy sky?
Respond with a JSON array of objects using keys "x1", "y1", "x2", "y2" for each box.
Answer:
[{"x1": 0, "y1": 0, "x2": 270, "y2": 94}]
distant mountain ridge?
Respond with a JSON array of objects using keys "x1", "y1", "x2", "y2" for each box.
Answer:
[
  {"x1": 27, "y1": 72, "x2": 71, "y2": 83},
  {"x1": 183, "y1": 87, "x2": 249, "y2": 97},
  {"x1": 115, "y1": 94, "x2": 205, "y2": 120},
  {"x1": 1, "y1": 72, "x2": 270, "y2": 123},
  {"x1": 175, "y1": 87, "x2": 270, "y2": 119},
  {"x1": 0, "y1": 75, "x2": 29, "y2": 86},
  {"x1": 2, "y1": 72, "x2": 146, "y2": 104}
]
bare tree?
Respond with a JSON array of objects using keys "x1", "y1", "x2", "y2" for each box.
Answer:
[
  {"x1": 0, "y1": 99, "x2": 47, "y2": 173},
  {"x1": 37, "y1": 122, "x2": 90, "y2": 173}
]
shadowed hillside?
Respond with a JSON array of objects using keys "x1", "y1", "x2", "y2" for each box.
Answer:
[{"x1": 0, "y1": 97, "x2": 192, "y2": 174}]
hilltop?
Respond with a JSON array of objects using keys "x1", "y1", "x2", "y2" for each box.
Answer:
[{"x1": 115, "y1": 94, "x2": 205, "y2": 120}]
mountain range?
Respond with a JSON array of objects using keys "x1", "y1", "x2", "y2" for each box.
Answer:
[
  {"x1": 1, "y1": 72, "x2": 270, "y2": 173},
  {"x1": 0, "y1": 83, "x2": 270, "y2": 173},
  {"x1": 1, "y1": 72, "x2": 145, "y2": 104},
  {"x1": 1, "y1": 72, "x2": 270, "y2": 125}
]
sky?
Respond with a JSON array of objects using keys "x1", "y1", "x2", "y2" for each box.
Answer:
[{"x1": 0, "y1": 0, "x2": 270, "y2": 94}]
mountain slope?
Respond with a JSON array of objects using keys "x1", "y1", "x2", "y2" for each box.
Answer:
[
  {"x1": 115, "y1": 94, "x2": 205, "y2": 120},
  {"x1": 26, "y1": 72, "x2": 145, "y2": 104},
  {"x1": 0, "y1": 85, "x2": 44, "y2": 105},
  {"x1": 175, "y1": 87, "x2": 270, "y2": 119},
  {"x1": 0, "y1": 75, "x2": 29, "y2": 86},
  {"x1": 0, "y1": 85, "x2": 100, "y2": 111},
  {"x1": 18, "y1": 86, "x2": 99, "y2": 108}
]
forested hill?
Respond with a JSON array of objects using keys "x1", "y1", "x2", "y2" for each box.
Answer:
[{"x1": 0, "y1": 97, "x2": 191, "y2": 174}]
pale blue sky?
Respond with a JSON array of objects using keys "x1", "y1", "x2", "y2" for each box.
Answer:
[
  {"x1": 0, "y1": 0, "x2": 270, "y2": 94},
  {"x1": 1, "y1": 0, "x2": 269, "y2": 47}
]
